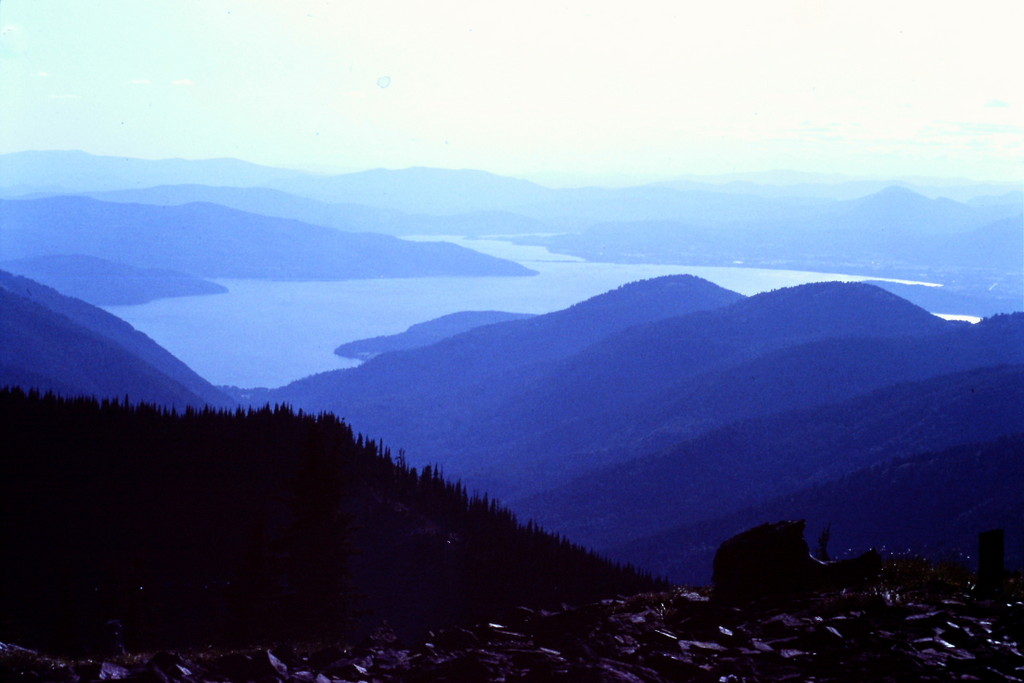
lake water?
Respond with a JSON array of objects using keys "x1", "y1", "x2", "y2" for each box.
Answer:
[{"x1": 104, "y1": 237, "x2": 936, "y2": 388}]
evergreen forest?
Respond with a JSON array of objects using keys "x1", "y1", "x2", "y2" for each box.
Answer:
[{"x1": 0, "y1": 387, "x2": 661, "y2": 654}]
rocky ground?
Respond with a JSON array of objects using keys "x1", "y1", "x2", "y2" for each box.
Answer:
[{"x1": 3, "y1": 584, "x2": 1022, "y2": 682}]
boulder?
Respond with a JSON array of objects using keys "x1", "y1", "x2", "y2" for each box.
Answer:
[
  {"x1": 712, "y1": 520, "x2": 880, "y2": 601},
  {"x1": 210, "y1": 650, "x2": 288, "y2": 681}
]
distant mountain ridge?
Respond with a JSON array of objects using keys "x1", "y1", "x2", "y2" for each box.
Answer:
[
  {"x1": 0, "y1": 196, "x2": 535, "y2": 280},
  {"x1": 24, "y1": 184, "x2": 558, "y2": 237},
  {"x1": 511, "y1": 187, "x2": 1022, "y2": 316},
  {"x1": 520, "y1": 186, "x2": 1017, "y2": 262},
  {"x1": 651, "y1": 169, "x2": 1020, "y2": 201},
  {"x1": 0, "y1": 150, "x2": 306, "y2": 194},
  {"x1": 71, "y1": 184, "x2": 403, "y2": 233},
  {"x1": 5, "y1": 150, "x2": 1012, "y2": 204},
  {"x1": 272, "y1": 165, "x2": 556, "y2": 214}
]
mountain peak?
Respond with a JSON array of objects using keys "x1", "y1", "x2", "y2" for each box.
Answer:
[
  {"x1": 875, "y1": 184, "x2": 922, "y2": 198},
  {"x1": 847, "y1": 185, "x2": 973, "y2": 217},
  {"x1": 735, "y1": 281, "x2": 949, "y2": 337},
  {"x1": 559, "y1": 274, "x2": 745, "y2": 325}
]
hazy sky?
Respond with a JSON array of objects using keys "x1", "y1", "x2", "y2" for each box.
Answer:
[{"x1": 1, "y1": 1, "x2": 1021, "y2": 184}]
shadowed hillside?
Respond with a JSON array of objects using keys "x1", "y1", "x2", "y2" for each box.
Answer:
[
  {"x1": 517, "y1": 364, "x2": 1024, "y2": 553},
  {"x1": 0, "y1": 271, "x2": 232, "y2": 408},
  {"x1": 265, "y1": 281, "x2": 965, "y2": 499},
  {"x1": 617, "y1": 433, "x2": 1024, "y2": 584},
  {"x1": 0, "y1": 388, "x2": 661, "y2": 654}
]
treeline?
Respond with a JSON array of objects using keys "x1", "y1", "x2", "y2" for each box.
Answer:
[{"x1": 0, "y1": 387, "x2": 662, "y2": 654}]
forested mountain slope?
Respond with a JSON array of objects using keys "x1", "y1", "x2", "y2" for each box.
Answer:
[
  {"x1": 517, "y1": 363, "x2": 1024, "y2": 553},
  {"x1": 0, "y1": 388, "x2": 659, "y2": 653},
  {"x1": 270, "y1": 274, "x2": 742, "y2": 407},
  {"x1": 266, "y1": 281, "x2": 967, "y2": 498}
]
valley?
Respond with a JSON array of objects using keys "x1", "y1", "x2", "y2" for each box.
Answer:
[
  {"x1": 1, "y1": 151, "x2": 1021, "y2": 667},
  {"x1": 4, "y1": 3, "x2": 1021, "y2": 675}
]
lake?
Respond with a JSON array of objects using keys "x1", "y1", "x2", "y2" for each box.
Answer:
[{"x1": 104, "y1": 237, "x2": 936, "y2": 388}]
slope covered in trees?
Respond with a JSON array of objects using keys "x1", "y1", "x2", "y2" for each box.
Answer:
[
  {"x1": 516, "y1": 363, "x2": 1024, "y2": 552},
  {"x1": 0, "y1": 388, "x2": 660, "y2": 654},
  {"x1": 270, "y1": 274, "x2": 741, "y2": 413},
  {"x1": 266, "y1": 281, "x2": 978, "y2": 498}
]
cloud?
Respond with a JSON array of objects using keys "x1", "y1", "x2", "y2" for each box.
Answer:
[
  {"x1": 36, "y1": 71, "x2": 50, "y2": 77},
  {"x1": 49, "y1": 94, "x2": 81, "y2": 100},
  {"x1": 985, "y1": 99, "x2": 1010, "y2": 108},
  {"x1": 131, "y1": 78, "x2": 152, "y2": 85},
  {"x1": 171, "y1": 78, "x2": 195, "y2": 86}
]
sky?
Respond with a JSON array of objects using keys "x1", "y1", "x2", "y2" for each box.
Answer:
[{"x1": 1, "y1": 1, "x2": 1022, "y2": 185}]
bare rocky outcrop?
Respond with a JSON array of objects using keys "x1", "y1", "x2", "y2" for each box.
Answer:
[
  {"x1": 3, "y1": 585, "x2": 1022, "y2": 682},
  {"x1": 712, "y1": 520, "x2": 881, "y2": 601}
]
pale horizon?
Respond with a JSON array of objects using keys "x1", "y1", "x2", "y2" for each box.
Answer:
[{"x1": 5, "y1": 148, "x2": 1021, "y2": 192}]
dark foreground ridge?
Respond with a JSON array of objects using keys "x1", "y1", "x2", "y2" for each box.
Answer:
[{"x1": 4, "y1": 584, "x2": 1023, "y2": 682}]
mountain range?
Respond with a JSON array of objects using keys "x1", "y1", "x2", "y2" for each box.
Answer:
[
  {"x1": 263, "y1": 280, "x2": 996, "y2": 491},
  {"x1": 4, "y1": 152, "x2": 1019, "y2": 318},
  {"x1": 517, "y1": 362, "x2": 1024, "y2": 552},
  {"x1": 6, "y1": 149, "x2": 1018, "y2": 211},
  {"x1": 261, "y1": 275, "x2": 745, "y2": 477},
  {"x1": 246, "y1": 277, "x2": 1024, "y2": 573},
  {"x1": 2, "y1": 150, "x2": 1021, "y2": 658},
  {"x1": 515, "y1": 188, "x2": 1020, "y2": 274}
]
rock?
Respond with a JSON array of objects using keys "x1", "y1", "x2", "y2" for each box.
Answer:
[
  {"x1": 4, "y1": 574, "x2": 1024, "y2": 683},
  {"x1": 821, "y1": 548, "x2": 882, "y2": 591},
  {"x1": 430, "y1": 627, "x2": 479, "y2": 651},
  {"x1": 713, "y1": 521, "x2": 820, "y2": 600},
  {"x1": 643, "y1": 652, "x2": 716, "y2": 680},
  {"x1": 712, "y1": 520, "x2": 880, "y2": 601},
  {"x1": 144, "y1": 652, "x2": 200, "y2": 683},
  {"x1": 210, "y1": 650, "x2": 288, "y2": 681},
  {"x1": 73, "y1": 661, "x2": 130, "y2": 680},
  {"x1": 303, "y1": 645, "x2": 350, "y2": 669}
]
